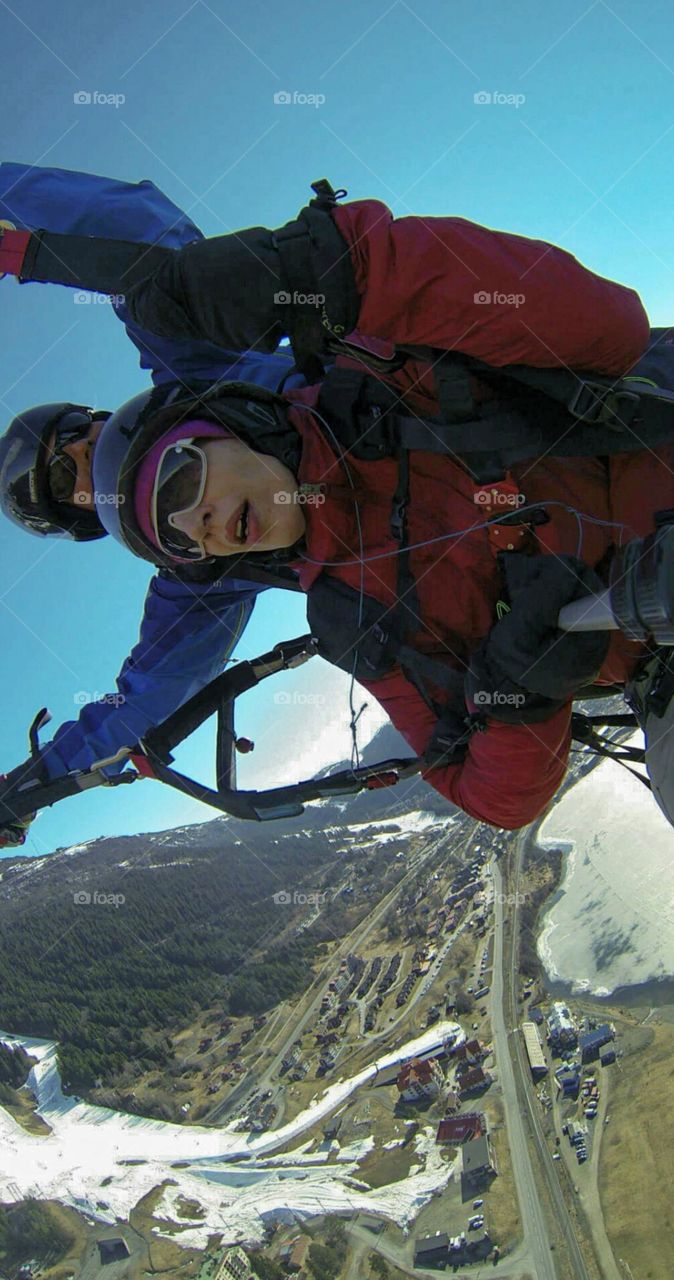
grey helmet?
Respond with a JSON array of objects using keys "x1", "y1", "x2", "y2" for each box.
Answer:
[{"x1": 0, "y1": 402, "x2": 110, "y2": 540}]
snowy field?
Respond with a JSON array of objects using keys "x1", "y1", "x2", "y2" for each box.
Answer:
[
  {"x1": 538, "y1": 735, "x2": 674, "y2": 995},
  {"x1": 0, "y1": 1022, "x2": 463, "y2": 1247}
]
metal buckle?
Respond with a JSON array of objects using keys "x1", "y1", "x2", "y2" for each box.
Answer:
[{"x1": 568, "y1": 381, "x2": 640, "y2": 429}]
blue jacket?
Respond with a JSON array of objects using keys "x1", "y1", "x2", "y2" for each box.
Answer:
[{"x1": 0, "y1": 162, "x2": 307, "y2": 779}]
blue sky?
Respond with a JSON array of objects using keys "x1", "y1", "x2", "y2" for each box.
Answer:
[{"x1": 1, "y1": 0, "x2": 674, "y2": 853}]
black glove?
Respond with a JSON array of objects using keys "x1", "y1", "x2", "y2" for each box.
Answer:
[
  {"x1": 0, "y1": 752, "x2": 48, "y2": 843},
  {"x1": 466, "y1": 553, "x2": 610, "y2": 720},
  {"x1": 124, "y1": 199, "x2": 359, "y2": 374}
]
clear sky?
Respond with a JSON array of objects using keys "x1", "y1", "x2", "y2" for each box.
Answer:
[{"x1": 1, "y1": 0, "x2": 674, "y2": 853}]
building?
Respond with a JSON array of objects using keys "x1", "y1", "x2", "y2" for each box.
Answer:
[
  {"x1": 458, "y1": 1065, "x2": 492, "y2": 1097},
  {"x1": 436, "y1": 1112, "x2": 485, "y2": 1144},
  {"x1": 547, "y1": 1001, "x2": 577, "y2": 1049},
  {"x1": 556, "y1": 1067, "x2": 580, "y2": 1098},
  {"x1": 397, "y1": 1056, "x2": 444, "y2": 1102},
  {"x1": 529, "y1": 1006, "x2": 544, "y2": 1024},
  {"x1": 462, "y1": 1132, "x2": 496, "y2": 1181},
  {"x1": 413, "y1": 1231, "x2": 449, "y2": 1268},
  {"x1": 97, "y1": 1239, "x2": 130, "y2": 1265},
  {"x1": 279, "y1": 1236, "x2": 311, "y2": 1273},
  {"x1": 454, "y1": 1037, "x2": 483, "y2": 1064},
  {"x1": 600, "y1": 1048, "x2": 616, "y2": 1066},
  {"x1": 522, "y1": 1021, "x2": 548, "y2": 1078},
  {"x1": 214, "y1": 1246, "x2": 259, "y2": 1280},
  {"x1": 444, "y1": 1089, "x2": 460, "y2": 1113},
  {"x1": 373, "y1": 1029, "x2": 460, "y2": 1087},
  {"x1": 579, "y1": 1024, "x2": 614, "y2": 1063}
]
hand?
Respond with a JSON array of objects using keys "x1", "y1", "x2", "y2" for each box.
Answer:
[
  {"x1": 467, "y1": 553, "x2": 610, "y2": 716},
  {"x1": 0, "y1": 766, "x2": 39, "y2": 847},
  {"x1": 0, "y1": 816, "x2": 32, "y2": 848}
]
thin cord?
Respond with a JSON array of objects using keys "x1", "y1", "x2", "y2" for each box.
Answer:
[
  {"x1": 308, "y1": 407, "x2": 369, "y2": 770},
  {"x1": 298, "y1": 499, "x2": 632, "y2": 569}
]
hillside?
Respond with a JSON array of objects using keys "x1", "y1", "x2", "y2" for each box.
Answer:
[{"x1": 0, "y1": 725, "x2": 456, "y2": 1105}]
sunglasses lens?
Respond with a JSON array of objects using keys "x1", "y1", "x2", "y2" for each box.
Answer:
[
  {"x1": 153, "y1": 443, "x2": 207, "y2": 558},
  {"x1": 48, "y1": 453, "x2": 78, "y2": 503}
]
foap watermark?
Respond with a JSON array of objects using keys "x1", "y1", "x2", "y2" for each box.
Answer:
[
  {"x1": 273, "y1": 690, "x2": 326, "y2": 707},
  {"x1": 272, "y1": 889, "x2": 327, "y2": 906},
  {"x1": 473, "y1": 690, "x2": 527, "y2": 709},
  {"x1": 74, "y1": 90, "x2": 126, "y2": 109},
  {"x1": 474, "y1": 289, "x2": 526, "y2": 308},
  {"x1": 74, "y1": 691, "x2": 126, "y2": 707},
  {"x1": 74, "y1": 490, "x2": 125, "y2": 507},
  {"x1": 273, "y1": 90, "x2": 325, "y2": 109},
  {"x1": 474, "y1": 90, "x2": 525, "y2": 109},
  {"x1": 484, "y1": 890, "x2": 527, "y2": 906},
  {"x1": 74, "y1": 291, "x2": 125, "y2": 306},
  {"x1": 274, "y1": 488, "x2": 325, "y2": 506},
  {"x1": 474, "y1": 488, "x2": 526, "y2": 508},
  {"x1": 73, "y1": 890, "x2": 125, "y2": 908},
  {"x1": 274, "y1": 289, "x2": 325, "y2": 308}
]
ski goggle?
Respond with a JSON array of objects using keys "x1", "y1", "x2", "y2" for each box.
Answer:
[
  {"x1": 151, "y1": 438, "x2": 209, "y2": 560},
  {"x1": 47, "y1": 418, "x2": 98, "y2": 504}
]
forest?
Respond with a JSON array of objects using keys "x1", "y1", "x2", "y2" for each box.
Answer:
[{"x1": 0, "y1": 824, "x2": 338, "y2": 1092}]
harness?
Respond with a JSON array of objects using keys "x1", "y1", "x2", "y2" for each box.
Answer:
[{"x1": 305, "y1": 363, "x2": 674, "y2": 771}]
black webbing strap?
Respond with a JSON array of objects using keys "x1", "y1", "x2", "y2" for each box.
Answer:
[
  {"x1": 18, "y1": 229, "x2": 174, "y2": 295},
  {"x1": 272, "y1": 188, "x2": 360, "y2": 383},
  {"x1": 389, "y1": 444, "x2": 478, "y2": 770},
  {"x1": 394, "y1": 350, "x2": 674, "y2": 471},
  {"x1": 383, "y1": 395, "x2": 674, "y2": 467},
  {"x1": 570, "y1": 712, "x2": 651, "y2": 789}
]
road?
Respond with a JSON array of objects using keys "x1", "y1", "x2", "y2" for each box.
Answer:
[
  {"x1": 501, "y1": 834, "x2": 597, "y2": 1280},
  {"x1": 490, "y1": 855, "x2": 558, "y2": 1280}
]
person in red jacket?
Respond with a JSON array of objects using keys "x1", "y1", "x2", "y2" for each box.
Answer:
[
  {"x1": 6, "y1": 182, "x2": 673, "y2": 828},
  {"x1": 87, "y1": 350, "x2": 673, "y2": 830}
]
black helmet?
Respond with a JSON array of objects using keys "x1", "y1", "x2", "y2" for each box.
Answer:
[
  {"x1": 92, "y1": 380, "x2": 301, "y2": 573},
  {"x1": 0, "y1": 403, "x2": 110, "y2": 541}
]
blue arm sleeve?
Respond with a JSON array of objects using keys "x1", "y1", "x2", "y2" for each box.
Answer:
[{"x1": 40, "y1": 573, "x2": 262, "y2": 780}]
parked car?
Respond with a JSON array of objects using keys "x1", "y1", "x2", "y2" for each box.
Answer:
[
  {"x1": 552, "y1": 1152, "x2": 561, "y2": 1160},
  {"x1": 473, "y1": 1199, "x2": 484, "y2": 1209}
]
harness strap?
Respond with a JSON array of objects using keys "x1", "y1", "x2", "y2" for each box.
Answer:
[{"x1": 570, "y1": 712, "x2": 651, "y2": 789}]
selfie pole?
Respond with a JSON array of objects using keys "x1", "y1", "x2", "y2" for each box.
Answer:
[{"x1": 558, "y1": 521, "x2": 674, "y2": 645}]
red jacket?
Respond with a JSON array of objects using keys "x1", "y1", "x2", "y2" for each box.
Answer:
[{"x1": 277, "y1": 200, "x2": 670, "y2": 830}]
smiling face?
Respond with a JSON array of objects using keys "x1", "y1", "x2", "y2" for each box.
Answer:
[{"x1": 164, "y1": 436, "x2": 306, "y2": 558}]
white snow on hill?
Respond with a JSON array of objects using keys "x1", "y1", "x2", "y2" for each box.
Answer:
[{"x1": 0, "y1": 1022, "x2": 462, "y2": 1247}]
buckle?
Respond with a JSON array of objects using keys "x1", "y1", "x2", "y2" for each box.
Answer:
[{"x1": 568, "y1": 381, "x2": 640, "y2": 429}]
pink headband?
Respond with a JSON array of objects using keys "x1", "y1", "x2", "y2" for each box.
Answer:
[{"x1": 134, "y1": 418, "x2": 230, "y2": 557}]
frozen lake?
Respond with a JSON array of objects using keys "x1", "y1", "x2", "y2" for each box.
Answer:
[{"x1": 537, "y1": 736, "x2": 674, "y2": 997}]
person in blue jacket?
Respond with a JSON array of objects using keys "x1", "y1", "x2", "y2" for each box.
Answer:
[{"x1": 0, "y1": 163, "x2": 308, "y2": 846}]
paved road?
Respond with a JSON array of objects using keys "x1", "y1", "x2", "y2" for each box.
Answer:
[
  {"x1": 491, "y1": 855, "x2": 558, "y2": 1280},
  {"x1": 503, "y1": 835, "x2": 601, "y2": 1280}
]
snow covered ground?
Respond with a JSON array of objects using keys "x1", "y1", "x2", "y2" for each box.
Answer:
[
  {"x1": 0, "y1": 1022, "x2": 462, "y2": 1248},
  {"x1": 538, "y1": 735, "x2": 674, "y2": 995}
]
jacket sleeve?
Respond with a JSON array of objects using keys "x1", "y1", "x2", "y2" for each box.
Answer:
[
  {"x1": 39, "y1": 572, "x2": 260, "y2": 780},
  {"x1": 361, "y1": 665, "x2": 571, "y2": 830},
  {"x1": 123, "y1": 193, "x2": 649, "y2": 378},
  {"x1": 331, "y1": 199, "x2": 650, "y2": 375}
]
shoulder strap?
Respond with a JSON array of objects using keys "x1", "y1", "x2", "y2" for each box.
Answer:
[{"x1": 317, "y1": 357, "x2": 674, "y2": 486}]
